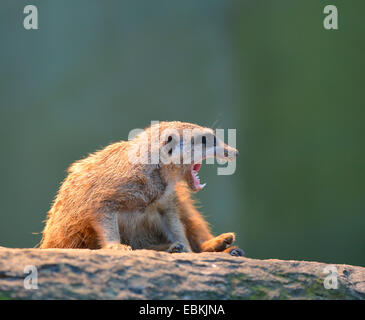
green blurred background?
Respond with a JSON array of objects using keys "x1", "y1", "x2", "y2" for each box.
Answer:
[{"x1": 1, "y1": 1, "x2": 364, "y2": 266}]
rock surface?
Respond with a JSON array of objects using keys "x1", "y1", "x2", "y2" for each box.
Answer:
[{"x1": 0, "y1": 247, "x2": 364, "y2": 300}]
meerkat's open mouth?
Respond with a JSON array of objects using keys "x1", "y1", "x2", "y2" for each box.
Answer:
[{"x1": 190, "y1": 163, "x2": 206, "y2": 192}]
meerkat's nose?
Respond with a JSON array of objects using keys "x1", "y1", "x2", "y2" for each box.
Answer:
[{"x1": 223, "y1": 146, "x2": 238, "y2": 159}]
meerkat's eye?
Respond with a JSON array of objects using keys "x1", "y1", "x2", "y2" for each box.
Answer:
[{"x1": 165, "y1": 136, "x2": 174, "y2": 156}]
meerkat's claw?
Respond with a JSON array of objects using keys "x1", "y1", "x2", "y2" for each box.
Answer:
[
  {"x1": 167, "y1": 242, "x2": 186, "y2": 253},
  {"x1": 228, "y1": 247, "x2": 245, "y2": 257},
  {"x1": 223, "y1": 233, "x2": 235, "y2": 246}
]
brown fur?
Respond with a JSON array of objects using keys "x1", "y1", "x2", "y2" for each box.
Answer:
[{"x1": 40, "y1": 121, "x2": 241, "y2": 255}]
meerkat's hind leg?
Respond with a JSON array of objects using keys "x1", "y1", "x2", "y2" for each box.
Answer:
[
  {"x1": 97, "y1": 212, "x2": 132, "y2": 251},
  {"x1": 200, "y1": 232, "x2": 236, "y2": 252}
]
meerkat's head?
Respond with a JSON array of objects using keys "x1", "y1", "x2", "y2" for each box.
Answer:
[{"x1": 133, "y1": 121, "x2": 238, "y2": 192}]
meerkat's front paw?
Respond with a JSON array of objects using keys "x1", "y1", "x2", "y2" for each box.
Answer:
[
  {"x1": 167, "y1": 242, "x2": 190, "y2": 253},
  {"x1": 102, "y1": 243, "x2": 132, "y2": 251}
]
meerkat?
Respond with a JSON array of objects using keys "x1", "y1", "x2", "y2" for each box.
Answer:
[{"x1": 40, "y1": 121, "x2": 243, "y2": 256}]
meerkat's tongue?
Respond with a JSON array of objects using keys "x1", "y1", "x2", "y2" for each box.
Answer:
[{"x1": 191, "y1": 164, "x2": 206, "y2": 191}]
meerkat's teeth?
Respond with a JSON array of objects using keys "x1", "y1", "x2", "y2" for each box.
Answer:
[
  {"x1": 198, "y1": 183, "x2": 206, "y2": 190},
  {"x1": 191, "y1": 163, "x2": 204, "y2": 191}
]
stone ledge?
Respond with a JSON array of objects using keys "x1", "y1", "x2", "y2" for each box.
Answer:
[{"x1": 0, "y1": 247, "x2": 364, "y2": 300}]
